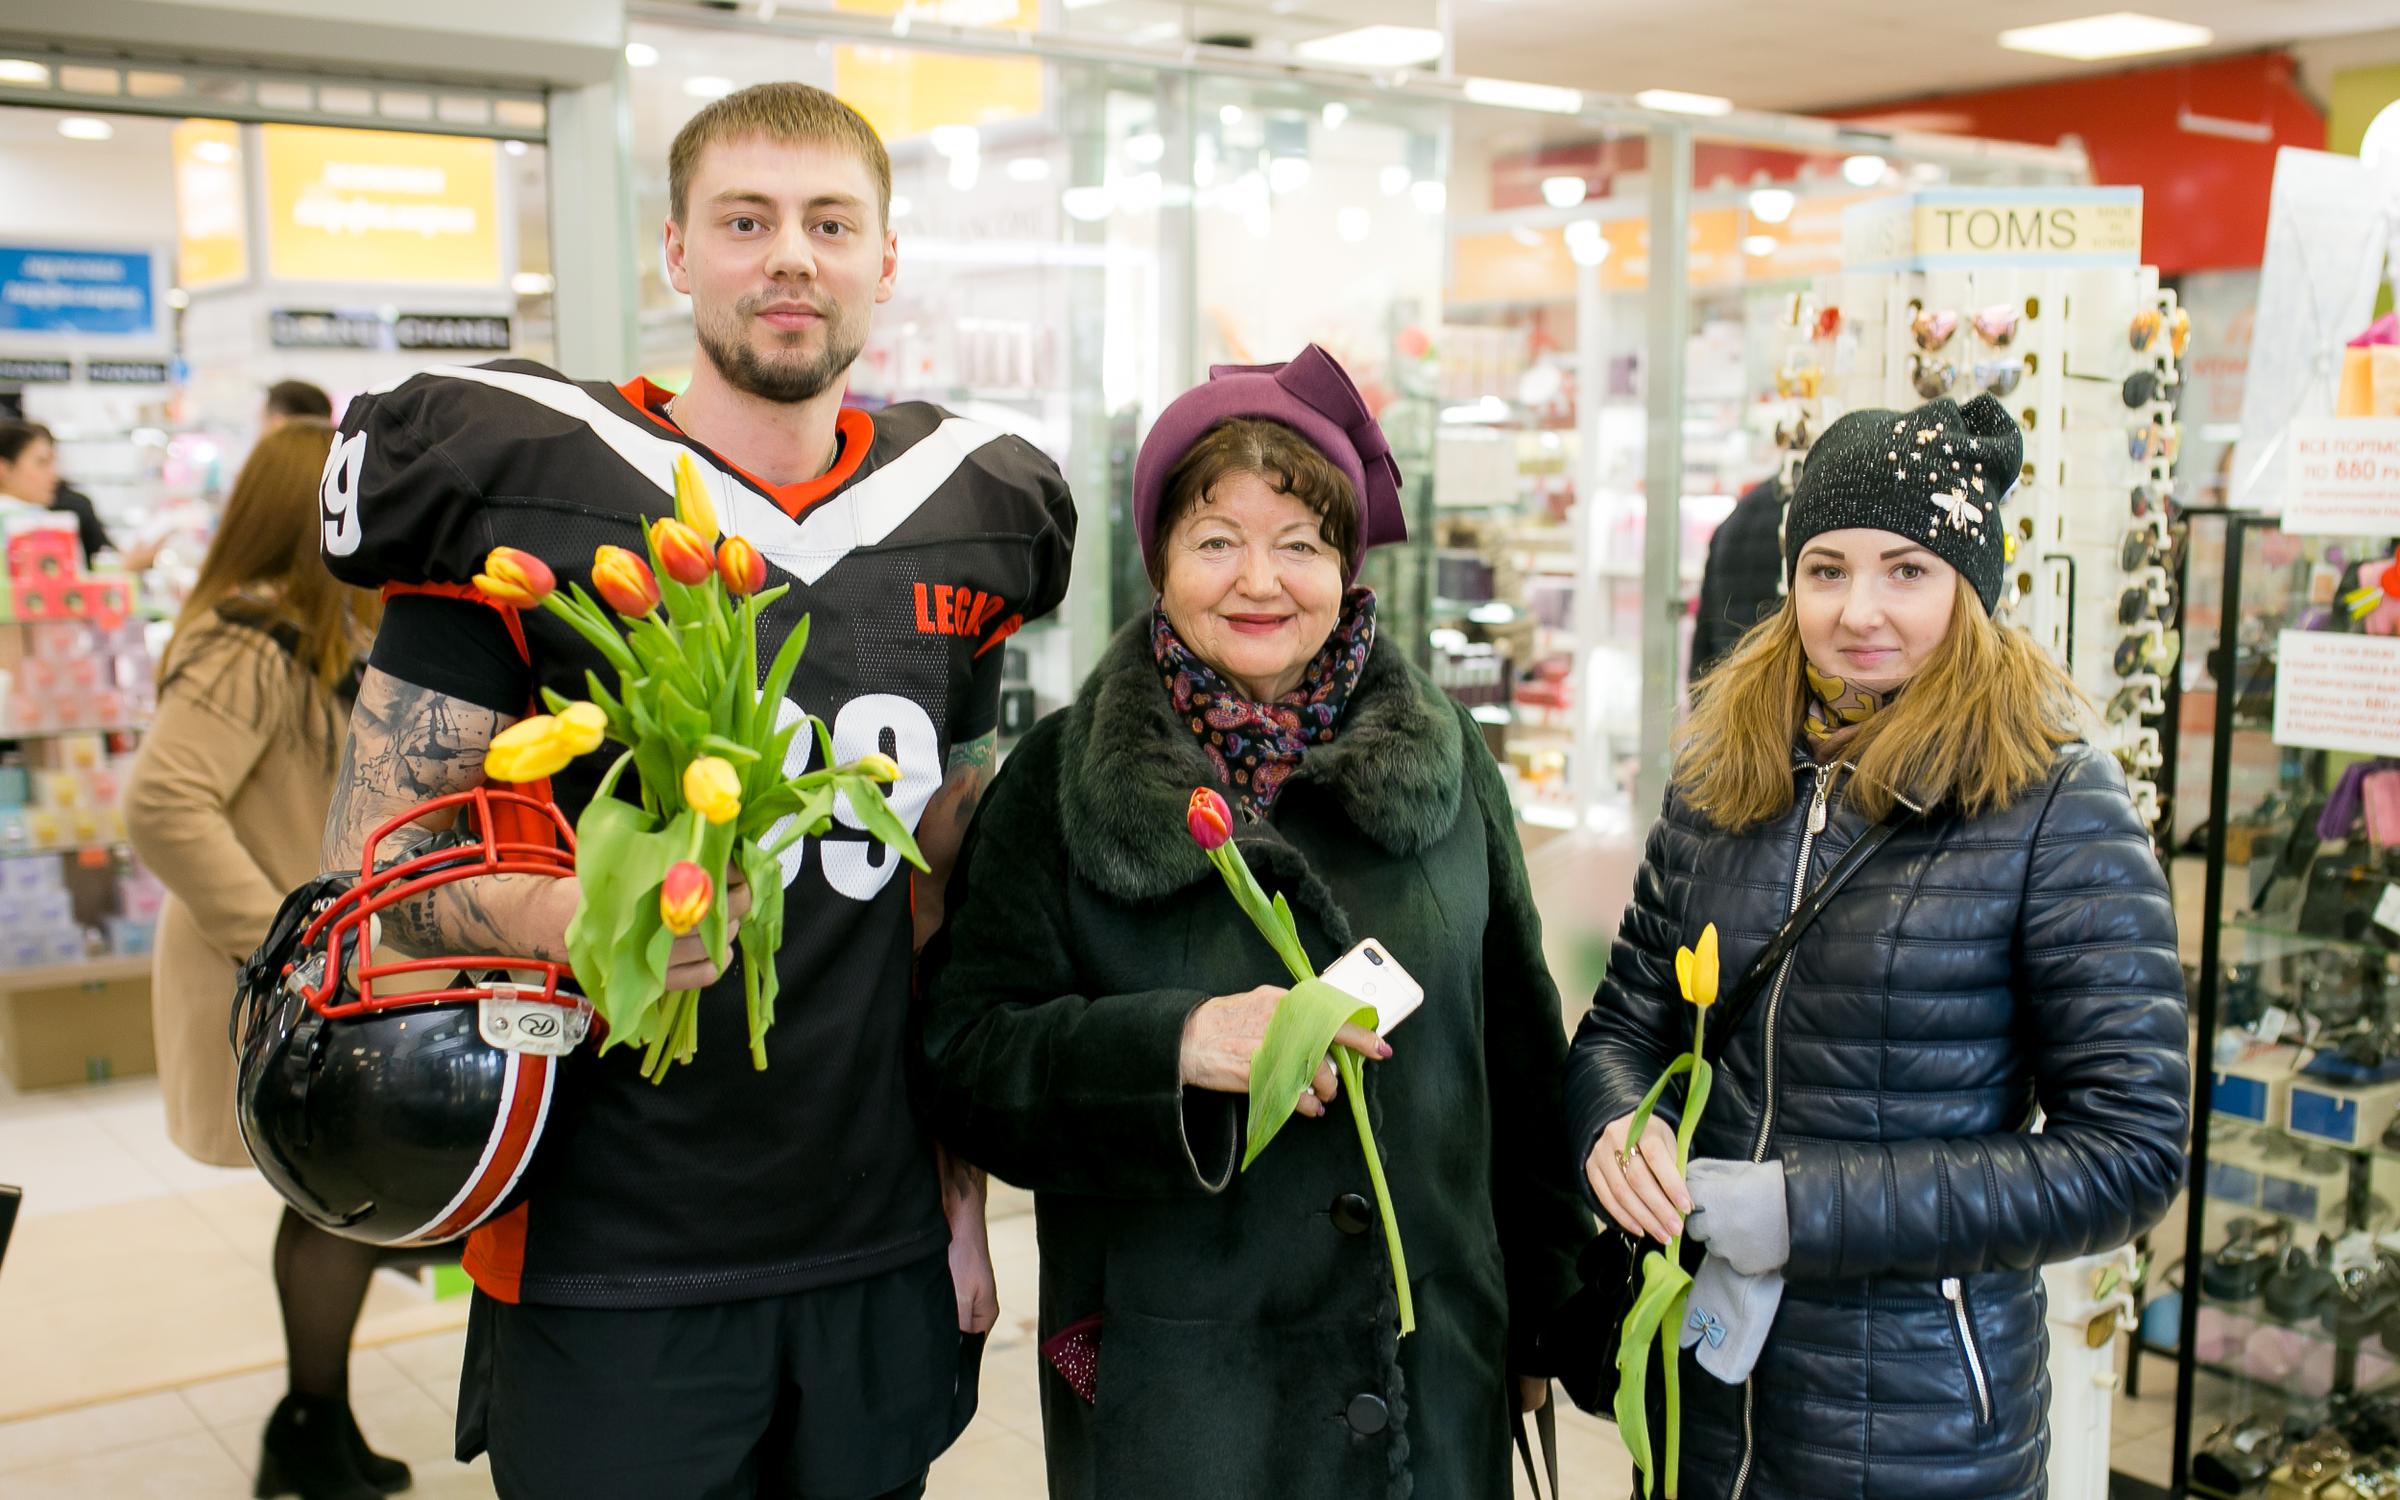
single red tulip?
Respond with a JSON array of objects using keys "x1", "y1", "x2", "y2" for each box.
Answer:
[
  {"x1": 1187, "y1": 787, "x2": 1233, "y2": 851},
  {"x1": 717, "y1": 535, "x2": 767, "y2": 597},
  {"x1": 660, "y1": 860, "x2": 713, "y2": 935},
  {"x1": 651, "y1": 517, "x2": 714, "y2": 587},
  {"x1": 592, "y1": 545, "x2": 661, "y2": 616}
]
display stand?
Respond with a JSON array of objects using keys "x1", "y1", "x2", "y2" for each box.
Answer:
[{"x1": 0, "y1": 519, "x2": 163, "y2": 1088}]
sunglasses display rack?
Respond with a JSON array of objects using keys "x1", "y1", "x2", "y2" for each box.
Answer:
[{"x1": 1798, "y1": 263, "x2": 2189, "y2": 844}]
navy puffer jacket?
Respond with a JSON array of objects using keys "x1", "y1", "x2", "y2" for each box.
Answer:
[{"x1": 1566, "y1": 744, "x2": 2188, "y2": 1500}]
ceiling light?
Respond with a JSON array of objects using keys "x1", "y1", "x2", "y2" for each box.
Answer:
[
  {"x1": 511, "y1": 271, "x2": 555, "y2": 296},
  {"x1": 1267, "y1": 156, "x2": 1311, "y2": 194},
  {"x1": 1338, "y1": 206, "x2": 1371, "y2": 242},
  {"x1": 0, "y1": 59, "x2": 49, "y2": 86},
  {"x1": 930, "y1": 124, "x2": 980, "y2": 158},
  {"x1": 1006, "y1": 156, "x2": 1051, "y2": 182},
  {"x1": 1463, "y1": 77, "x2": 1584, "y2": 114},
  {"x1": 1998, "y1": 12, "x2": 2212, "y2": 61},
  {"x1": 1636, "y1": 88, "x2": 1734, "y2": 116},
  {"x1": 1380, "y1": 163, "x2": 1412, "y2": 196},
  {"x1": 889, "y1": 194, "x2": 914, "y2": 220},
  {"x1": 1747, "y1": 187, "x2": 1795, "y2": 224},
  {"x1": 683, "y1": 76, "x2": 735, "y2": 99},
  {"x1": 1061, "y1": 185, "x2": 1114, "y2": 222},
  {"x1": 1742, "y1": 234, "x2": 1778, "y2": 257},
  {"x1": 1564, "y1": 219, "x2": 1609, "y2": 266},
  {"x1": 165, "y1": 288, "x2": 190, "y2": 309},
  {"x1": 1126, "y1": 132, "x2": 1165, "y2": 164},
  {"x1": 504, "y1": 139, "x2": 529, "y2": 157},
  {"x1": 1219, "y1": 103, "x2": 1243, "y2": 127},
  {"x1": 1841, "y1": 153, "x2": 1887, "y2": 187},
  {"x1": 57, "y1": 116, "x2": 112, "y2": 141},
  {"x1": 1540, "y1": 175, "x2": 1586, "y2": 208},
  {"x1": 1511, "y1": 225, "x2": 1542, "y2": 247},
  {"x1": 1322, "y1": 102, "x2": 1349, "y2": 130},
  {"x1": 1295, "y1": 26, "x2": 1445, "y2": 69},
  {"x1": 624, "y1": 42, "x2": 659, "y2": 67},
  {"x1": 1412, "y1": 179, "x2": 1446, "y2": 214},
  {"x1": 192, "y1": 139, "x2": 236, "y2": 166}
]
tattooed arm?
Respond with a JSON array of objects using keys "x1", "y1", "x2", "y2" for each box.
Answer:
[
  {"x1": 324, "y1": 667, "x2": 739, "y2": 987},
  {"x1": 909, "y1": 729, "x2": 997, "y2": 954}
]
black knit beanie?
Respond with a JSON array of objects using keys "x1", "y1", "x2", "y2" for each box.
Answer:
[{"x1": 1783, "y1": 393, "x2": 2022, "y2": 612}]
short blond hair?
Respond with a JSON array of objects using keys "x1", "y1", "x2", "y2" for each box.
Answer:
[{"x1": 668, "y1": 82, "x2": 891, "y2": 226}]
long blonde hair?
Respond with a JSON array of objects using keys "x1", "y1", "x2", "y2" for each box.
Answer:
[
  {"x1": 160, "y1": 421, "x2": 380, "y2": 739},
  {"x1": 1674, "y1": 574, "x2": 2086, "y2": 830}
]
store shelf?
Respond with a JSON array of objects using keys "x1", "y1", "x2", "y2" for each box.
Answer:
[
  {"x1": 0, "y1": 723, "x2": 144, "y2": 741},
  {"x1": 0, "y1": 840, "x2": 131, "y2": 863},
  {"x1": 0, "y1": 954, "x2": 149, "y2": 994},
  {"x1": 2225, "y1": 914, "x2": 2396, "y2": 957}
]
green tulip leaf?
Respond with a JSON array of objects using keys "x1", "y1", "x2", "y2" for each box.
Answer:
[
  {"x1": 759, "y1": 613, "x2": 812, "y2": 710},
  {"x1": 564, "y1": 795, "x2": 680, "y2": 1052},
  {"x1": 1615, "y1": 1250, "x2": 1694, "y2": 1497},
  {"x1": 836, "y1": 775, "x2": 930, "y2": 874},
  {"x1": 1240, "y1": 977, "x2": 1376, "y2": 1171},
  {"x1": 1623, "y1": 1054, "x2": 1697, "y2": 1156}
]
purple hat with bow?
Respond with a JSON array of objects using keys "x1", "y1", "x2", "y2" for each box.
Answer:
[{"x1": 1132, "y1": 344, "x2": 1407, "y2": 583}]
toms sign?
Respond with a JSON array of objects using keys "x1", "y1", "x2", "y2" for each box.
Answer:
[{"x1": 1844, "y1": 187, "x2": 2142, "y2": 272}]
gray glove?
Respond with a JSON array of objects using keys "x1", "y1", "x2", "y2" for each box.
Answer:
[
  {"x1": 1684, "y1": 1159, "x2": 1790, "y2": 1277},
  {"x1": 1678, "y1": 1252, "x2": 1785, "y2": 1384}
]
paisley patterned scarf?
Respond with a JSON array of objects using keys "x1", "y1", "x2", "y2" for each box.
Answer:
[
  {"x1": 1802, "y1": 661, "x2": 1896, "y2": 758},
  {"x1": 1153, "y1": 588, "x2": 1377, "y2": 821}
]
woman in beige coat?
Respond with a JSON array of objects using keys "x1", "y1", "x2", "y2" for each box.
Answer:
[{"x1": 123, "y1": 419, "x2": 395, "y2": 1500}]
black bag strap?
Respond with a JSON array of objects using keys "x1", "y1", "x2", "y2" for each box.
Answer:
[
  {"x1": 1699, "y1": 806, "x2": 1905, "y2": 1067},
  {"x1": 1511, "y1": 1394, "x2": 1560, "y2": 1500}
]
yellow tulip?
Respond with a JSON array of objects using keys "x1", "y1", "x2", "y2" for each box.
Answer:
[
  {"x1": 673, "y1": 452, "x2": 719, "y2": 545},
  {"x1": 485, "y1": 715, "x2": 583, "y2": 783},
  {"x1": 557, "y1": 701, "x2": 608, "y2": 756},
  {"x1": 853, "y1": 752, "x2": 901, "y2": 784},
  {"x1": 682, "y1": 755, "x2": 743, "y2": 824},
  {"x1": 1687, "y1": 923, "x2": 1719, "y2": 1010}
]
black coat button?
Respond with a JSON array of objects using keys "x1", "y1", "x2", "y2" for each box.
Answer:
[
  {"x1": 1346, "y1": 1393, "x2": 1390, "y2": 1435},
  {"x1": 1330, "y1": 1192, "x2": 1373, "y2": 1236}
]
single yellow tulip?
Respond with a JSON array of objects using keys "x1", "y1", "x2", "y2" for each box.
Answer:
[
  {"x1": 853, "y1": 752, "x2": 901, "y2": 784},
  {"x1": 682, "y1": 755, "x2": 744, "y2": 824},
  {"x1": 1690, "y1": 923, "x2": 1719, "y2": 1009},
  {"x1": 673, "y1": 452, "x2": 719, "y2": 544},
  {"x1": 485, "y1": 715, "x2": 577, "y2": 783}
]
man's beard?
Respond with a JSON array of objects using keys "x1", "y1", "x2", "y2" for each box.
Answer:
[{"x1": 694, "y1": 291, "x2": 866, "y2": 404}]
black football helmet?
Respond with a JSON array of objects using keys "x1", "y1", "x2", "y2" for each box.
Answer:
[{"x1": 234, "y1": 786, "x2": 588, "y2": 1247}]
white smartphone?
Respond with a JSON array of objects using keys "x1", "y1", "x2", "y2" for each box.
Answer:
[{"x1": 1319, "y1": 938, "x2": 1424, "y2": 1038}]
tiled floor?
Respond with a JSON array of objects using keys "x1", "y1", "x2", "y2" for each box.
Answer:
[{"x1": 0, "y1": 1073, "x2": 2183, "y2": 1498}]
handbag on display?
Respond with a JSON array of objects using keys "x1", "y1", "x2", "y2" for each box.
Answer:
[{"x1": 1536, "y1": 806, "x2": 1905, "y2": 1416}]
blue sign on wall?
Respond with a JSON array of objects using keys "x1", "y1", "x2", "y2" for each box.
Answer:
[{"x1": 0, "y1": 247, "x2": 155, "y2": 338}]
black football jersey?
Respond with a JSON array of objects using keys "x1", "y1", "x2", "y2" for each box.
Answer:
[{"x1": 322, "y1": 358, "x2": 1075, "y2": 1307}]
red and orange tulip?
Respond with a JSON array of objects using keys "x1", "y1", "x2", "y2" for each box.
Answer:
[
  {"x1": 592, "y1": 545, "x2": 661, "y2": 616},
  {"x1": 1186, "y1": 787, "x2": 1233, "y2": 851},
  {"x1": 717, "y1": 535, "x2": 767, "y2": 597},
  {"x1": 659, "y1": 861, "x2": 713, "y2": 935},
  {"x1": 651, "y1": 518, "x2": 714, "y2": 587},
  {"x1": 473, "y1": 547, "x2": 555, "y2": 608}
]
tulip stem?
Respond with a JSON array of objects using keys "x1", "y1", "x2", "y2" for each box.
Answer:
[{"x1": 1337, "y1": 1047, "x2": 1414, "y2": 1336}]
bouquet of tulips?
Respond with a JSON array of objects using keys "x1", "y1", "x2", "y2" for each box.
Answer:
[
  {"x1": 1186, "y1": 787, "x2": 1413, "y2": 1336},
  {"x1": 1614, "y1": 923, "x2": 1720, "y2": 1498},
  {"x1": 472, "y1": 454, "x2": 925, "y2": 1081}
]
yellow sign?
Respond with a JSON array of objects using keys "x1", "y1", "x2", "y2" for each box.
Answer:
[
  {"x1": 1844, "y1": 189, "x2": 2143, "y2": 271},
  {"x1": 172, "y1": 119, "x2": 247, "y2": 291},
  {"x1": 261, "y1": 125, "x2": 501, "y2": 286},
  {"x1": 830, "y1": 0, "x2": 1043, "y2": 143}
]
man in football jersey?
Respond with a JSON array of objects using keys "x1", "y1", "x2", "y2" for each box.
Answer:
[{"x1": 317, "y1": 83, "x2": 1073, "y2": 1499}]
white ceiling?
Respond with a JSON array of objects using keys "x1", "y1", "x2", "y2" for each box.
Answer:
[{"x1": 681, "y1": 0, "x2": 2400, "y2": 114}]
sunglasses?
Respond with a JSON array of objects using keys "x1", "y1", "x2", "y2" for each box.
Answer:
[
  {"x1": 2121, "y1": 517, "x2": 2179, "y2": 572},
  {"x1": 2169, "y1": 306, "x2": 2192, "y2": 360},
  {"x1": 1971, "y1": 303, "x2": 2020, "y2": 349},
  {"x1": 1775, "y1": 413, "x2": 1814, "y2": 450},
  {"x1": 2109, "y1": 673, "x2": 2166, "y2": 722},
  {"x1": 1975, "y1": 359, "x2": 2024, "y2": 397},
  {"x1": 2123, "y1": 365, "x2": 2181, "y2": 409},
  {"x1": 2128, "y1": 421, "x2": 2182, "y2": 466},
  {"x1": 1908, "y1": 353, "x2": 1956, "y2": 400},
  {"x1": 2129, "y1": 308, "x2": 2162, "y2": 353},
  {"x1": 1911, "y1": 307, "x2": 1960, "y2": 352},
  {"x1": 2129, "y1": 481, "x2": 2173, "y2": 520},
  {"x1": 2119, "y1": 567, "x2": 2174, "y2": 626},
  {"x1": 2115, "y1": 624, "x2": 2181, "y2": 678},
  {"x1": 2129, "y1": 778, "x2": 2164, "y2": 828},
  {"x1": 1775, "y1": 364, "x2": 1822, "y2": 400}
]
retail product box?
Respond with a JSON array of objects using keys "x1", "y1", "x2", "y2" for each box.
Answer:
[
  {"x1": 2286, "y1": 1076, "x2": 2400, "y2": 1150},
  {"x1": 1843, "y1": 187, "x2": 2143, "y2": 274},
  {"x1": 0, "y1": 972, "x2": 153, "y2": 1089},
  {"x1": 2212, "y1": 1047, "x2": 2302, "y2": 1126}
]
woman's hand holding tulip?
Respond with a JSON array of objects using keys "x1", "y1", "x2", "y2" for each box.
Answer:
[
  {"x1": 1587, "y1": 1111, "x2": 1692, "y2": 1244},
  {"x1": 1179, "y1": 984, "x2": 1389, "y2": 1118}
]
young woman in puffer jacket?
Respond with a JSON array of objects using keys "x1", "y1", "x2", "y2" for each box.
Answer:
[{"x1": 1565, "y1": 393, "x2": 2188, "y2": 1500}]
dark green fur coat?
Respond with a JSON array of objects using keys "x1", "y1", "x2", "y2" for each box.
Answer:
[{"x1": 919, "y1": 617, "x2": 1589, "y2": 1499}]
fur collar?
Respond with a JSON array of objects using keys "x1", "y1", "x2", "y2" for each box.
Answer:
[{"x1": 1056, "y1": 614, "x2": 1466, "y2": 903}]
